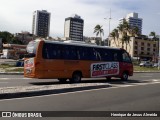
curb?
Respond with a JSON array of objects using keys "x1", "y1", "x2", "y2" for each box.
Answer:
[
  {"x1": 0, "y1": 72, "x2": 23, "y2": 75},
  {"x1": 0, "y1": 83, "x2": 110, "y2": 99},
  {"x1": 134, "y1": 71, "x2": 160, "y2": 73}
]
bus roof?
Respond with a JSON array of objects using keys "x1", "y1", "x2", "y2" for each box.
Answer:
[{"x1": 33, "y1": 39, "x2": 122, "y2": 51}]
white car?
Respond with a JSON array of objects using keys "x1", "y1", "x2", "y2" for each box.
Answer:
[
  {"x1": 139, "y1": 61, "x2": 152, "y2": 67},
  {"x1": 153, "y1": 63, "x2": 158, "y2": 67}
]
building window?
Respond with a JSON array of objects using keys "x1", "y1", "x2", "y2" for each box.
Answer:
[
  {"x1": 147, "y1": 43, "x2": 150, "y2": 47},
  {"x1": 135, "y1": 41, "x2": 138, "y2": 45},
  {"x1": 147, "y1": 48, "x2": 150, "y2": 51},
  {"x1": 134, "y1": 51, "x2": 138, "y2": 54},
  {"x1": 141, "y1": 47, "x2": 144, "y2": 50},
  {"x1": 141, "y1": 42, "x2": 144, "y2": 46},
  {"x1": 134, "y1": 46, "x2": 138, "y2": 50}
]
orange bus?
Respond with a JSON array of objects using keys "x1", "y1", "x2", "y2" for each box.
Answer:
[{"x1": 24, "y1": 39, "x2": 133, "y2": 83}]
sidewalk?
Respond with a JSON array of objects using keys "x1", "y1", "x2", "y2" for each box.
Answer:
[{"x1": 0, "y1": 83, "x2": 110, "y2": 99}]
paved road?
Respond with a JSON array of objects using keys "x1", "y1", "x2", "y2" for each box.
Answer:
[
  {"x1": 0, "y1": 81, "x2": 160, "y2": 120},
  {"x1": 0, "y1": 73, "x2": 160, "y2": 120},
  {"x1": 0, "y1": 73, "x2": 160, "y2": 87}
]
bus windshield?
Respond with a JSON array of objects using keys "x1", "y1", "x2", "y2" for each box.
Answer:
[{"x1": 26, "y1": 40, "x2": 39, "y2": 57}]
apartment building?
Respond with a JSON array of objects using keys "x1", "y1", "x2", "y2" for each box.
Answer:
[
  {"x1": 120, "y1": 12, "x2": 143, "y2": 34},
  {"x1": 32, "y1": 10, "x2": 51, "y2": 38},
  {"x1": 110, "y1": 36, "x2": 159, "y2": 61},
  {"x1": 64, "y1": 14, "x2": 84, "y2": 41}
]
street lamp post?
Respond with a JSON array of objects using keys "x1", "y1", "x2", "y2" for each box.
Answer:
[
  {"x1": 158, "y1": 36, "x2": 160, "y2": 70},
  {"x1": 104, "y1": 9, "x2": 112, "y2": 46}
]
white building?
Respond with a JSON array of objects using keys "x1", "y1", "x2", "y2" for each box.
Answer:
[
  {"x1": 64, "y1": 14, "x2": 84, "y2": 41},
  {"x1": 120, "y1": 12, "x2": 143, "y2": 34},
  {"x1": 32, "y1": 10, "x2": 51, "y2": 38}
]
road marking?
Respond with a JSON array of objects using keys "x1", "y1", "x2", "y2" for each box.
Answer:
[
  {"x1": 0, "y1": 80, "x2": 160, "y2": 102},
  {"x1": 0, "y1": 78, "x2": 32, "y2": 80},
  {"x1": 152, "y1": 79, "x2": 159, "y2": 82},
  {"x1": 140, "y1": 76, "x2": 152, "y2": 78},
  {"x1": 0, "y1": 78, "x2": 10, "y2": 80}
]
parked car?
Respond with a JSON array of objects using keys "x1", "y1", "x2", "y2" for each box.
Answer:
[
  {"x1": 153, "y1": 63, "x2": 158, "y2": 67},
  {"x1": 139, "y1": 61, "x2": 152, "y2": 67},
  {"x1": 16, "y1": 59, "x2": 24, "y2": 67}
]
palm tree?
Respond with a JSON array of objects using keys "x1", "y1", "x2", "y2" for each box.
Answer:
[
  {"x1": 117, "y1": 19, "x2": 131, "y2": 49},
  {"x1": 110, "y1": 29, "x2": 119, "y2": 47},
  {"x1": 129, "y1": 26, "x2": 139, "y2": 37},
  {"x1": 149, "y1": 31, "x2": 156, "y2": 39},
  {"x1": 94, "y1": 24, "x2": 104, "y2": 45}
]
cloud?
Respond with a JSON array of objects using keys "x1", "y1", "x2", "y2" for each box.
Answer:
[{"x1": 0, "y1": 0, "x2": 160, "y2": 38}]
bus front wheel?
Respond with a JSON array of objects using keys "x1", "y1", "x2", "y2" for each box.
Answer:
[
  {"x1": 70, "y1": 72, "x2": 82, "y2": 83},
  {"x1": 121, "y1": 72, "x2": 128, "y2": 81}
]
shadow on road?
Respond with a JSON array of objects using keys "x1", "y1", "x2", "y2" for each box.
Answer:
[{"x1": 29, "y1": 78, "x2": 150, "y2": 86}]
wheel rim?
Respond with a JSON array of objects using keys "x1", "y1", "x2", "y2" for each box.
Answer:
[
  {"x1": 72, "y1": 73, "x2": 81, "y2": 83},
  {"x1": 74, "y1": 75, "x2": 80, "y2": 82},
  {"x1": 123, "y1": 73, "x2": 128, "y2": 80}
]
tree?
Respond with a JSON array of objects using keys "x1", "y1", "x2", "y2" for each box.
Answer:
[
  {"x1": 149, "y1": 31, "x2": 156, "y2": 39},
  {"x1": 132, "y1": 26, "x2": 139, "y2": 36},
  {"x1": 10, "y1": 37, "x2": 23, "y2": 44},
  {"x1": 0, "y1": 31, "x2": 14, "y2": 43},
  {"x1": 110, "y1": 29, "x2": 119, "y2": 47},
  {"x1": 117, "y1": 19, "x2": 131, "y2": 49},
  {"x1": 94, "y1": 24, "x2": 104, "y2": 45}
]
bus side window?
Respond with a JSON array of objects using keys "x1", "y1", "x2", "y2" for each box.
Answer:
[
  {"x1": 96, "y1": 48, "x2": 102, "y2": 61},
  {"x1": 70, "y1": 46, "x2": 77, "y2": 60},
  {"x1": 101, "y1": 49, "x2": 112, "y2": 61},
  {"x1": 43, "y1": 43, "x2": 52, "y2": 59},
  {"x1": 91, "y1": 48, "x2": 98, "y2": 61},
  {"x1": 113, "y1": 53, "x2": 118, "y2": 61},
  {"x1": 78, "y1": 47, "x2": 89, "y2": 60},
  {"x1": 76, "y1": 47, "x2": 81, "y2": 60},
  {"x1": 62, "y1": 46, "x2": 69, "y2": 59},
  {"x1": 62, "y1": 45, "x2": 78, "y2": 60},
  {"x1": 122, "y1": 52, "x2": 131, "y2": 63}
]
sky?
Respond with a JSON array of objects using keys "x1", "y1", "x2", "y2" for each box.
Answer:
[{"x1": 0, "y1": 0, "x2": 160, "y2": 39}]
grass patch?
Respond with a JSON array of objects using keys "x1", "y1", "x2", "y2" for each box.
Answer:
[
  {"x1": 5, "y1": 67, "x2": 24, "y2": 72},
  {"x1": 134, "y1": 65, "x2": 160, "y2": 71},
  {"x1": 0, "y1": 64, "x2": 15, "y2": 69}
]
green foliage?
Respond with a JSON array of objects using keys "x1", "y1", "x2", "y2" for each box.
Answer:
[
  {"x1": 93, "y1": 24, "x2": 104, "y2": 45},
  {"x1": 0, "y1": 31, "x2": 13, "y2": 43},
  {"x1": 134, "y1": 65, "x2": 160, "y2": 72},
  {"x1": 0, "y1": 31, "x2": 24, "y2": 44}
]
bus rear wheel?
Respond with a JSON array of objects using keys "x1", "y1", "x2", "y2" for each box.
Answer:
[
  {"x1": 58, "y1": 78, "x2": 67, "y2": 83},
  {"x1": 121, "y1": 72, "x2": 128, "y2": 81},
  {"x1": 106, "y1": 77, "x2": 111, "y2": 81},
  {"x1": 70, "y1": 72, "x2": 82, "y2": 83}
]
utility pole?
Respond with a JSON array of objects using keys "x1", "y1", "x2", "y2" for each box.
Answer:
[
  {"x1": 109, "y1": 9, "x2": 111, "y2": 37},
  {"x1": 104, "y1": 9, "x2": 112, "y2": 46},
  {"x1": 158, "y1": 36, "x2": 160, "y2": 70}
]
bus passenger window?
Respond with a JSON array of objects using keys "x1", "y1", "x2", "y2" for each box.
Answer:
[{"x1": 113, "y1": 53, "x2": 118, "y2": 61}]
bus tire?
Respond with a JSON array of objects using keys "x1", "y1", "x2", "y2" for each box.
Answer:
[
  {"x1": 106, "y1": 77, "x2": 111, "y2": 81},
  {"x1": 121, "y1": 72, "x2": 128, "y2": 81},
  {"x1": 70, "y1": 72, "x2": 82, "y2": 83},
  {"x1": 58, "y1": 78, "x2": 67, "y2": 83}
]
